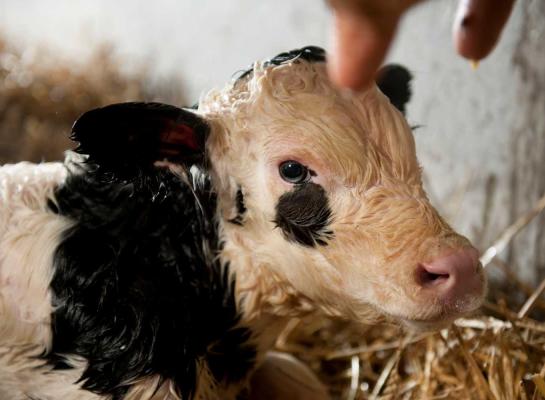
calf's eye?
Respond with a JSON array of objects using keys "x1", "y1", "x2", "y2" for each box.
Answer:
[{"x1": 279, "y1": 160, "x2": 310, "y2": 184}]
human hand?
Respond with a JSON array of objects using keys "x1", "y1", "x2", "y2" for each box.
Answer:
[{"x1": 327, "y1": 0, "x2": 516, "y2": 90}]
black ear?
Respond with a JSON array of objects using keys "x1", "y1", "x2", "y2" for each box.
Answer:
[
  {"x1": 376, "y1": 64, "x2": 412, "y2": 115},
  {"x1": 71, "y1": 102, "x2": 209, "y2": 180}
]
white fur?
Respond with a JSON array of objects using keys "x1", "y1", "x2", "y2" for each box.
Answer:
[
  {"x1": 0, "y1": 162, "x2": 103, "y2": 399},
  {"x1": 0, "y1": 344, "x2": 100, "y2": 400},
  {"x1": 0, "y1": 162, "x2": 69, "y2": 348}
]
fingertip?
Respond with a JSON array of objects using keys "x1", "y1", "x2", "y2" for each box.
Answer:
[
  {"x1": 327, "y1": 47, "x2": 379, "y2": 91},
  {"x1": 328, "y1": 9, "x2": 394, "y2": 91},
  {"x1": 453, "y1": 0, "x2": 515, "y2": 60}
]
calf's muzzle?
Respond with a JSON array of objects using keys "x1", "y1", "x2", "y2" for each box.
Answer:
[{"x1": 416, "y1": 246, "x2": 484, "y2": 313}]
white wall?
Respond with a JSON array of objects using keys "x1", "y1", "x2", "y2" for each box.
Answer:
[
  {"x1": 1, "y1": 0, "x2": 543, "y2": 282},
  {"x1": 0, "y1": 0, "x2": 331, "y2": 98}
]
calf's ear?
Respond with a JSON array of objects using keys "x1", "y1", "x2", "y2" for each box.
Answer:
[
  {"x1": 71, "y1": 102, "x2": 209, "y2": 179},
  {"x1": 376, "y1": 64, "x2": 412, "y2": 115}
]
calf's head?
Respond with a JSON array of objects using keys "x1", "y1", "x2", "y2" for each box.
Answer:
[{"x1": 73, "y1": 47, "x2": 486, "y2": 330}]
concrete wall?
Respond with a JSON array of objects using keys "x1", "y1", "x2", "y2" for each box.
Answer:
[
  {"x1": 1, "y1": 0, "x2": 543, "y2": 284},
  {"x1": 508, "y1": 1, "x2": 545, "y2": 283}
]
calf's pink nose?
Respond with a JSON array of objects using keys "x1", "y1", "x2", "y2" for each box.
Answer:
[{"x1": 417, "y1": 247, "x2": 483, "y2": 302}]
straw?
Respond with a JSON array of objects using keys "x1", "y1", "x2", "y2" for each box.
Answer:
[{"x1": 480, "y1": 193, "x2": 545, "y2": 268}]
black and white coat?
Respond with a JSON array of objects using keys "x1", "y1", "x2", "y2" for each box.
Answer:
[{"x1": 0, "y1": 47, "x2": 418, "y2": 400}]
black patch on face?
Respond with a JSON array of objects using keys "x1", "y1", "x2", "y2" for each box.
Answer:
[
  {"x1": 46, "y1": 164, "x2": 256, "y2": 399},
  {"x1": 376, "y1": 64, "x2": 412, "y2": 115},
  {"x1": 228, "y1": 187, "x2": 246, "y2": 226},
  {"x1": 274, "y1": 183, "x2": 333, "y2": 247},
  {"x1": 237, "y1": 46, "x2": 326, "y2": 80}
]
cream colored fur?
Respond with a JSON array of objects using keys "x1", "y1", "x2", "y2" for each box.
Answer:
[{"x1": 200, "y1": 60, "x2": 484, "y2": 331}]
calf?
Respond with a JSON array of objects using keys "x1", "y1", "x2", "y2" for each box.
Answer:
[{"x1": 0, "y1": 47, "x2": 486, "y2": 399}]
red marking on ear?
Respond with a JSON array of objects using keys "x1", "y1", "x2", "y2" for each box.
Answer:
[{"x1": 160, "y1": 121, "x2": 200, "y2": 151}]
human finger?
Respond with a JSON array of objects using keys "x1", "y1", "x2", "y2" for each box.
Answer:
[
  {"x1": 453, "y1": 0, "x2": 516, "y2": 60},
  {"x1": 327, "y1": 0, "x2": 421, "y2": 90},
  {"x1": 328, "y1": 7, "x2": 398, "y2": 89}
]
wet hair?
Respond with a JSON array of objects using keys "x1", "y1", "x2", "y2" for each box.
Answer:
[{"x1": 236, "y1": 46, "x2": 326, "y2": 81}]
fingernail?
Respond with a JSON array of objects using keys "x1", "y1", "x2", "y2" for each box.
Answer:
[{"x1": 460, "y1": 15, "x2": 473, "y2": 28}]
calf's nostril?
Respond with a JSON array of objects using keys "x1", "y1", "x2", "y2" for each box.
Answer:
[
  {"x1": 416, "y1": 265, "x2": 450, "y2": 287},
  {"x1": 415, "y1": 246, "x2": 482, "y2": 290},
  {"x1": 426, "y1": 271, "x2": 449, "y2": 282}
]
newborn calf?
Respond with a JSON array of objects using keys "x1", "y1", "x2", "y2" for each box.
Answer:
[{"x1": 0, "y1": 47, "x2": 485, "y2": 399}]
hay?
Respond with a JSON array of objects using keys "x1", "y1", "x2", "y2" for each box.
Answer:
[
  {"x1": 0, "y1": 33, "x2": 186, "y2": 164},
  {"x1": 277, "y1": 292, "x2": 545, "y2": 399},
  {"x1": 278, "y1": 193, "x2": 545, "y2": 400}
]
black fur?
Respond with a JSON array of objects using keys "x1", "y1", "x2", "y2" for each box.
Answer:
[
  {"x1": 71, "y1": 102, "x2": 209, "y2": 184},
  {"x1": 237, "y1": 46, "x2": 326, "y2": 80},
  {"x1": 265, "y1": 46, "x2": 326, "y2": 67},
  {"x1": 237, "y1": 47, "x2": 412, "y2": 117},
  {"x1": 274, "y1": 183, "x2": 333, "y2": 247},
  {"x1": 376, "y1": 64, "x2": 412, "y2": 115},
  {"x1": 228, "y1": 188, "x2": 247, "y2": 226},
  {"x1": 47, "y1": 164, "x2": 255, "y2": 400}
]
